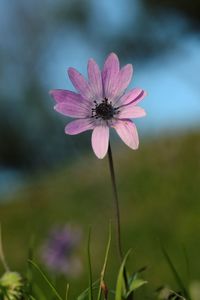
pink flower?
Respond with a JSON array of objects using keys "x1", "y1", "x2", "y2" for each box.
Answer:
[
  {"x1": 50, "y1": 53, "x2": 147, "y2": 159},
  {"x1": 40, "y1": 225, "x2": 82, "y2": 276}
]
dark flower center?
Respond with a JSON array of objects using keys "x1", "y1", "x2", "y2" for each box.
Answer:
[{"x1": 92, "y1": 98, "x2": 119, "y2": 120}]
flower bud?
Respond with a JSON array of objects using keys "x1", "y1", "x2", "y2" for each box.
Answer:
[{"x1": 0, "y1": 271, "x2": 24, "y2": 300}]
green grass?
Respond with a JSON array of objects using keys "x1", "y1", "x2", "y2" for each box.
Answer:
[{"x1": 0, "y1": 131, "x2": 200, "y2": 298}]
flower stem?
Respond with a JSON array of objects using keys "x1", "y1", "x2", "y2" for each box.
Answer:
[
  {"x1": 107, "y1": 142, "x2": 123, "y2": 261},
  {"x1": 107, "y1": 143, "x2": 134, "y2": 300}
]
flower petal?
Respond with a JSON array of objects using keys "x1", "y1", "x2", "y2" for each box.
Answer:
[
  {"x1": 50, "y1": 89, "x2": 82, "y2": 103},
  {"x1": 112, "y1": 64, "x2": 133, "y2": 100},
  {"x1": 102, "y1": 53, "x2": 120, "y2": 99},
  {"x1": 51, "y1": 90, "x2": 90, "y2": 118},
  {"x1": 117, "y1": 88, "x2": 147, "y2": 107},
  {"x1": 113, "y1": 120, "x2": 139, "y2": 150},
  {"x1": 118, "y1": 106, "x2": 146, "y2": 119},
  {"x1": 91, "y1": 126, "x2": 109, "y2": 159},
  {"x1": 88, "y1": 58, "x2": 103, "y2": 99},
  {"x1": 54, "y1": 102, "x2": 89, "y2": 118},
  {"x1": 68, "y1": 67, "x2": 93, "y2": 100},
  {"x1": 65, "y1": 118, "x2": 94, "y2": 135}
]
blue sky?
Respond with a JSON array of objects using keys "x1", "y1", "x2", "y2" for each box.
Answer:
[
  {"x1": 44, "y1": 34, "x2": 200, "y2": 135},
  {"x1": 1, "y1": 0, "x2": 200, "y2": 135},
  {"x1": 0, "y1": 0, "x2": 200, "y2": 196}
]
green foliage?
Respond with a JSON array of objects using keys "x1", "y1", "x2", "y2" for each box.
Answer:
[
  {"x1": 77, "y1": 226, "x2": 146, "y2": 300},
  {"x1": 115, "y1": 250, "x2": 131, "y2": 300},
  {"x1": 77, "y1": 224, "x2": 111, "y2": 300},
  {"x1": 0, "y1": 132, "x2": 200, "y2": 298},
  {"x1": 115, "y1": 250, "x2": 147, "y2": 300}
]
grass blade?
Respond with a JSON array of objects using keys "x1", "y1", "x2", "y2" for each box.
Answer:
[
  {"x1": 97, "y1": 222, "x2": 112, "y2": 300},
  {"x1": 77, "y1": 280, "x2": 99, "y2": 300},
  {"x1": 0, "y1": 224, "x2": 9, "y2": 271},
  {"x1": 65, "y1": 283, "x2": 69, "y2": 300},
  {"x1": 26, "y1": 235, "x2": 35, "y2": 296},
  {"x1": 87, "y1": 227, "x2": 93, "y2": 300},
  {"x1": 161, "y1": 245, "x2": 190, "y2": 299},
  {"x1": 28, "y1": 259, "x2": 63, "y2": 300}
]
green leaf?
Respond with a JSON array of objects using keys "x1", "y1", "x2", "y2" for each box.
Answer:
[
  {"x1": 28, "y1": 259, "x2": 63, "y2": 300},
  {"x1": 115, "y1": 249, "x2": 132, "y2": 300},
  {"x1": 126, "y1": 279, "x2": 147, "y2": 297},
  {"x1": 97, "y1": 222, "x2": 112, "y2": 300},
  {"x1": 128, "y1": 266, "x2": 147, "y2": 283}
]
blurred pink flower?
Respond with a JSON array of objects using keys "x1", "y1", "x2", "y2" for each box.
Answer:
[
  {"x1": 41, "y1": 225, "x2": 82, "y2": 277},
  {"x1": 50, "y1": 53, "x2": 147, "y2": 159}
]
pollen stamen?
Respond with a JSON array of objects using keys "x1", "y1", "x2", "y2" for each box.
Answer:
[{"x1": 92, "y1": 98, "x2": 119, "y2": 120}]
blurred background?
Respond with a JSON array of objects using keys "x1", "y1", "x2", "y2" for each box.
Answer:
[{"x1": 0, "y1": 0, "x2": 200, "y2": 298}]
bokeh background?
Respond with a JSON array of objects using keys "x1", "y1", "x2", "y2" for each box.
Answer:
[{"x1": 0, "y1": 0, "x2": 200, "y2": 298}]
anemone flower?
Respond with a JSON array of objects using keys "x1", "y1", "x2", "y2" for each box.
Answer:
[
  {"x1": 41, "y1": 226, "x2": 81, "y2": 277},
  {"x1": 50, "y1": 53, "x2": 147, "y2": 159}
]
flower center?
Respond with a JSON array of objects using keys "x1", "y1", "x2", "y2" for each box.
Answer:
[{"x1": 92, "y1": 98, "x2": 118, "y2": 120}]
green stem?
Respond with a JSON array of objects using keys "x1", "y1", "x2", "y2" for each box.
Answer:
[{"x1": 107, "y1": 142, "x2": 123, "y2": 261}]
